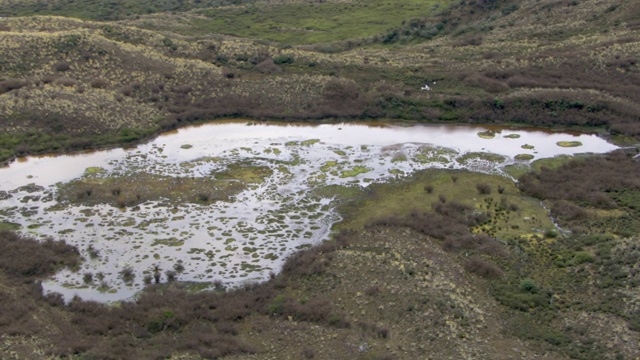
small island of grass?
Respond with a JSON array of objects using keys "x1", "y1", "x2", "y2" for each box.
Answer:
[
  {"x1": 515, "y1": 154, "x2": 535, "y2": 161},
  {"x1": 477, "y1": 130, "x2": 497, "y2": 139},
  {"x1": 557, "y1": 141, "x2": 583, "y2": 147},
  {"x1": 340, "y1": 166, "x2": 371, "y2": 178},
  {"x1": 504, "y1": 134, "x2": 521, "y2": 139}
]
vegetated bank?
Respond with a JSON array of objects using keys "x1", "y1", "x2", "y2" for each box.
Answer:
[
  {"x1": 0, "y1": 0, "x2": 639, "y2": 358},
  {"x1": 0, "y1": 0, "x2": 639, "y2": 164},
  {"x1": 1, "y1": 151, "x2": 639, "y2": 359}
]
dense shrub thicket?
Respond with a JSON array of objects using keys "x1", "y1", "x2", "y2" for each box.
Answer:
[
  {"x1": 0, "y1": 230, "x2": 80, "y2": 281},
  {"x1": 0, "y1": 230, "x2": 358, "y2": 358},
  {"x1": 368, "y1": 200, "x2": 507, "y2": 270},
  {"x1": 518, "y1": 150, "x2": 640, "y2": 234},
  {"x1": 519, "y1": 151, "x2": 640, "y2": 205}
]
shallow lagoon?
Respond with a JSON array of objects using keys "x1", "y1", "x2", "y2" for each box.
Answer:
[{"x1": 0, "y1": 121, "x2": 619, "y2": 301}]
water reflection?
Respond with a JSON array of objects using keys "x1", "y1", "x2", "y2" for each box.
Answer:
[{"x1": 0, "y1": 122, "x2": 619, "y2": 301}]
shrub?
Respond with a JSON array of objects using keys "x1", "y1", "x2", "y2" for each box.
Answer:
[
  {"x1": 173, "y1": 85, "x2": 193, "y2": 94},
  {"x1": 173, "y1": 262, "x2": 185, "y2": 273},
  {"x1": 119, "y1": 85, "x2": 134, "y2": 96},
  {"x1": 0, "y1": 231, "x2": 80, "y2": 281},
  {"x1": 53, "y1": 77, "x2": 77, "y2": 87},
  {"x1": 302, "y1": 348, "x2": 315, "y2": 359},
  {"x1": 53, "y1": 61, "x2": 71, "y2": 72},
  {"x1": 476, "y1": 183, "x2": 491, "y2": 194},
  {"x1": 83, "y1": 272, "x2": 93, "y2": 284},
  {"x1": 463, "y1": 257, "x2": 503, "y2": 278},
  {"x1": 165, "y1": 270, "x2": 177, "y2": 282},
  {"x1": 85, "y1": 246, "x2": 99, "y2": 262},
  {"x1": 153, "y1": 269, "x2": 161, "y2": 283},
  {"x1": 520, "y1": 279, "x2": 538, "y2": 293},
  {"x1": 364, "y1": 286, "x2": 380, "y2": 296},
  {"x1": 90, "y1": 78, "x2": 108, "y2": 89},
  {"x1": 273, "y1": 55, "x2": 294, "y2": 65},
  {"x1": 572, "y1": 251, "x2": 594, "y2": 265},
  {"x1": 254, "y1": 59, "x2": 282, "y2": 74},
  {"x1": 550, "y1": 201, "x2": 588, "y2": 221},
  {"x1": 120, "y1": 267, "x2": 135, "y2": 283},
  {"x1": 0, "y1": 79, "x2": 28, "y2": 94},
  {"x1": 463, "y1": 73, "x2": 509, "y2": 93}
]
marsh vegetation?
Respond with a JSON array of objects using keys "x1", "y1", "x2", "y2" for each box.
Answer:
[
  {"x1": 0, "y1": 0, "x2": 639, "y2": 358},
  {"x1": 0, "y1": 122, "x2": 615, "y2": 301}
]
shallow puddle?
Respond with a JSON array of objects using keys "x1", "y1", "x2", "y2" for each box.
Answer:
[{"x1": 0, "y1": 121, "x2": 618, "y2": 301}]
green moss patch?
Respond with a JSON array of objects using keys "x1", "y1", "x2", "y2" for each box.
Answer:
[
  {"x1": 320, "y1": 161, "x2": 338, "y2": 172},
  {"x1": 502, "y1": 164, "x2": 532, "y2": 179},
  {"x1": 84, "y1": 167, "x2": 106, "y2": 175},
  {"x1": 214, "y1": 162, "x2": 273, "y2": 184},
  {"x1": 530, "y1": 155, "x2": 575, "y2": 172},
  {"x1": 414, "y1": 147, "x2": 456, "y2": 164},
  {"x1": 300, "y1": 139, "x2": 320, "y2": 146},
  {"x1": 336, "y1": 169, "x2": 554, "y2": 240},
  {"x1": 339, "y1": 166, "x2": 371, "y2": 178},
  {"x1": 556, "y1": 141, "x2": 582, "y2": 147},
  {"x1": 514, "y1": 154, "x2": 535, "y2": 161},
  {"x1": 0, "y1": 222, "x2": 21, "y2": 231},
  {"x1": 478, "y1": 130, "x2": 497, "y2": 139},
  {"x1": 151, "y1": 237, "x2": 184, "y2": 247},
  {"x1": 457, "y1": 152, "x2": 506, "y2": 165},
  {"x1": 391, "y1": 153, "x2": 408, "y2": 163},
  {"x1": 57, "y1": 172, "x2": 247, "y2": 208}
]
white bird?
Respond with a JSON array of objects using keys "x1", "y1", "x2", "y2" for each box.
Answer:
[{"x1": 421, "y1": 84, "x2": 431, "y2": 91}]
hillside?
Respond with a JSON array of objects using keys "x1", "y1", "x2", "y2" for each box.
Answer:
[
  {"x1": 0, "y1": 0, "x2": 639, "y2": 164},
  {"x1": 1, "y1": 160, "x2": 640, "y2": 359},
  {"x1": 0, "y1": 0, "x2": 639, "y2": 359}
]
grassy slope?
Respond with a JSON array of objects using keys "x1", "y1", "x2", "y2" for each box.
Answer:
[
  {"x1": 0, "y1": 1, "x2": 639, "y2": 359},
  {"x1": 0, "y1": 0, "x2": 638, "y2": 163},
  {"x1": 1, "y1": 165, "x2": 638, "y2": 359}
]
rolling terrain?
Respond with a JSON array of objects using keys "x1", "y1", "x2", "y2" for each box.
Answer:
[
  {"x1": 0, "y1": 0, "x2": 638, "y2": 163},
  {"x1": 0, "y1": 0, "x2": 639, "y2": 359}
]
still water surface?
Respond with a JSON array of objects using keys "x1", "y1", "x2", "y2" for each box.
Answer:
[{"x1": 0, "y1": 122, "x2": 618, "y2": 301}]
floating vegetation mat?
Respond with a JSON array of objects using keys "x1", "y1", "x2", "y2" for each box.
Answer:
[{"x1": 557, "y1": 141, "x2": 583, "y2": 147}]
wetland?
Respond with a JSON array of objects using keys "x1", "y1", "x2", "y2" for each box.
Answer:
[{"x1": 0, "y1": 121, "x2": 619, "y2": 301}]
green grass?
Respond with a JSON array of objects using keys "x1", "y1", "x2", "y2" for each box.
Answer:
[
  {"x1": 188, "y1": 0, "x2": 449, "y2": 44},
  {"x1": 477, "y1": 130, "x2": 497, "y2": 139},
  {"x1": 0, "y1": 222, "x2": 21, "y2": 231},
  {"x1": 556, "y1": 141, "x2": 583, "y2": 148},
  {"x1": 457, "y1": 152, "x2": 506, "y2": 165},
  {"x1": 339, "y1": 165, "x2": 371, "y2": 178},
  {"x1": 514, "y1": 154, "x2": 534, "y2": 161},
  {"x1": 336, "y1": 169, "x2": 554, "y2": 238},
  {"x1": 530, "y1": 155, "x2": 576, "y2": 172},
  {"x1": 0, "y1": 0, "x2": 244, "y2": 20}
]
